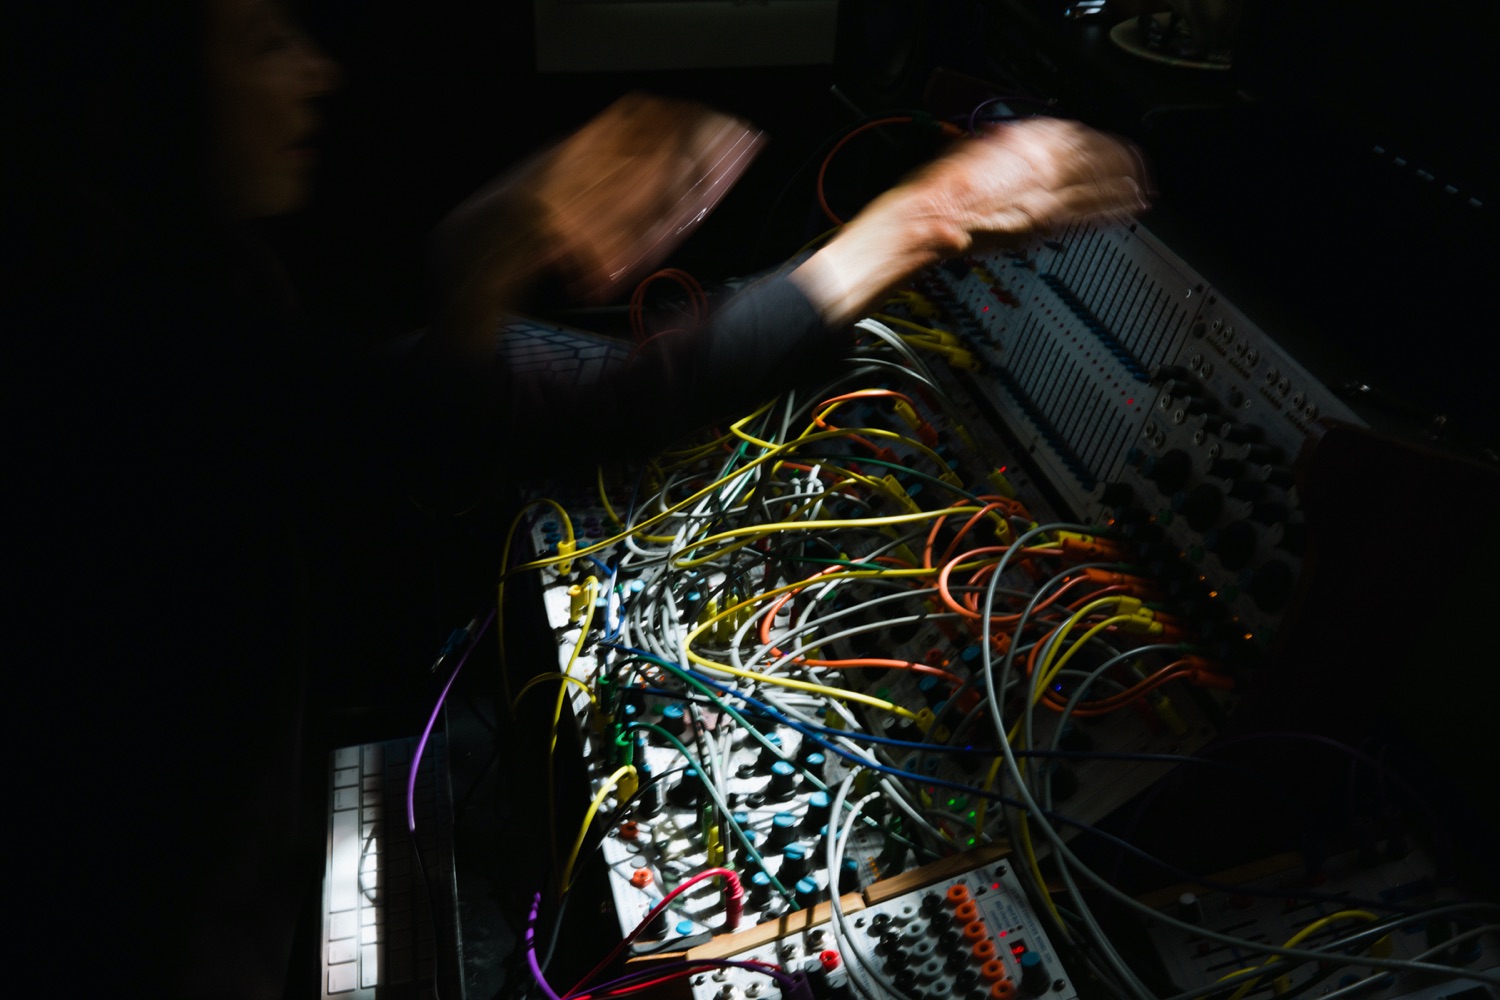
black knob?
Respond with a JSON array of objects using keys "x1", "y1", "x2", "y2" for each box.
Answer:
[
  {"x1": 658, "y1": 703, "x2": 687, "y2": 737},
  {"x1": 1205, "y1": 521, "x2": 1258, "y2": 571},
  {"x1": 732, "y1": 830, "x2": 760, "y2": 868},
  {"x1": 1241, "y1": 560, "x2": 1296, "y2": 612},
  {"x1": 1217, "y1": 421, "x2": 1264, "y2": 443},
  {"x1": 780, "y1": 843, "x2": 810, "y2": 881},
  {"x1": 748, "y1": 870, "x2": 774, "y2": 908},
  {"x1": 1152, "y1": 365, "x2": 1196, "y2": 383},
  {"x1": 1226, "y1": 478, "x2": 1269, "y2": 501},
  {"x1": 758, "y1": 734, "x2": 786, "y2": 767},
  {"x1": 1049, "y1": 764, "x2": 1079, "y2": 802},
  {"x1": 804, "y1": 790, "x2": 831, "y2": 830},
  {"x1": 1120, "y1": 520, "x2": 1165, "y2": 544},
  {"x1": 1243, "y1": 444, "x2": 1283, "y2": 464},
  {"x1": 1146, "y1": 556, "x2": 1192, "y2": 584},
  {"x1": 1143, "y1": 449, "x2": 1193, "y2": 493},
  {"x1": 638, "y1": 765, "x2": 665, "y2": 818},
  {"x1": 1250, "y1": 502, "x2": 1290, "y2": 526},
  {"x1": 1177, "y1": 395, "x2": 1216, "y2": 416},
  {"x1": 767, "y1": 760, "x2": 797, "y2": 798},
  {"x1": 1172, "y1": 483, "x2": 1224, "y2": 532},
  {"x1": 1178, "y1": 892, "x2": 1204, "y2": 924},
  {"x1": 667, "y1": 768, "x2": 703, "y2": 808},
  {"x1": 1209, "y1": 458, "x2": 1249, "y2": 479},
  {"x1": 1262, "y1": 464, "x2": 1296, "y2": 488},
  {"x1": 1058, "y1": 724, "x2": 1094, "y2": 752},
  {"x1": 839, "y1": 857, "x2": 861, "y2": 894},
  {"x1": 1095, "y1": 481, "x2": 1135, "y2": 507},
  {"x1": 1020, "y1": 951, "x2": 1050, "y2": 995},
  {"x1": 878, "y1": 837, "x2": 908, "y2": 872},
  {"x1": 798, "y1": 753, "x2": 826, "y2": 783},
  {"x1": 766, "y1": 812, "x2": 798, "y2": 849}
]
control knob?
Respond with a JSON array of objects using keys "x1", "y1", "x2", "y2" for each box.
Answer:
[
  {"x1": 1205, "y1": 521, "x2": 1258, "y2": 571},
  {"x1": 1217, "y1": 421, "x2": 1264, "y2": 443},
  {"x1": 1240, "y1": 560, "x2": 1296, "y2": 613},
  {"x1": 1142, "y1": 449, "x2": 1192, "y2": 493},
  {"x1": 1172, "y1": 483, "x2": 1224, "y2": 531}
]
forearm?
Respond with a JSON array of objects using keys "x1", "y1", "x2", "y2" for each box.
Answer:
[
  {"x1": 788, "y1": 188, "x2": 966, "y2": 330},
  {"x1": 790, "y1": 118, "x2": 1148, "y2": 330}
]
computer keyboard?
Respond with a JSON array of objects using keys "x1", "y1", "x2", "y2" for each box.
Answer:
[{"x1": 321, "y1": 736, "x2": 456, "y2": 999}]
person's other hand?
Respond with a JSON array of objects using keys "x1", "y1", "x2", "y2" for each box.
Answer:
[
  {"x1": 529, "y1": 93, "x2": 763, "y2": 302},
  {"x1": 884, "y1": 116, "x2": 1150, "y2": 257},
  {"x1": 792, "y1": 118, "x2": 1150, "y2": 328}
]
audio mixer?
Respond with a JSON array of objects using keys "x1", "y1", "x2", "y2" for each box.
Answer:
[{"x1": 502, "y1": 214, "x2": 1497, "y2": 1000}]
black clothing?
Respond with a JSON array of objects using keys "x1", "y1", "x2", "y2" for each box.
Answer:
[{"x1": 6, "y1": 200, "x2": 832, "y2": 997}]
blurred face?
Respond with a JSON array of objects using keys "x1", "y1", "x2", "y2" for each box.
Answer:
[{"x1": 206, "y1": 0, "x2": 339, "y2": 217}]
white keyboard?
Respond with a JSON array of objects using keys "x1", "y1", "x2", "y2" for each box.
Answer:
[{"x1": 320, "y1": 736, "x2": 454, "y2": 999}]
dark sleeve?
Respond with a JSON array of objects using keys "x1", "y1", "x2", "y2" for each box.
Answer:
[{"x1": 404, "y1": 271, "x2": 846, "y2": 490}]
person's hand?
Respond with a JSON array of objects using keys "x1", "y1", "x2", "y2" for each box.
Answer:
[
  {"x1": 901, "y1": 117, "x2": 1151, "y2": 253},
  {"x1": 432, "y1": 93, "x2": 762, "y2": 351},
  {"x1": 528, "y1": 93, "x2": 764, "y2": 303},
  {"x1": 792, "y1": 118, "x2": 1150, "y2": 328}
]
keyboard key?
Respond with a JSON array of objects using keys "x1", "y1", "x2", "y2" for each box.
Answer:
[
  {"x1": 360, "y1": 945, "x2": 380, "y2": 988},
  {"x1": 327, "y1": 962, "x2": 357, "y2": 994},
  {"x1": 330, "y1": 809, "x2": 358, "y2": 912},
  {"x1": 325, "y1": 736, "x2": 451, "y2": 998},
  {"x1": 329, "y1": 911, "x2": 357, "y2": 941}
]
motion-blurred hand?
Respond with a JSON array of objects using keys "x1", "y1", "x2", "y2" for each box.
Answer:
[
  {"x1": 529, "y1": 93, "x2": 763, "y2": 303},
  {"x1": 889, "y1": 117, "x2": 1150, "y2": 255},
  {"x1": 792, "y1": 118, "x2": 1150, "y2": 327}
]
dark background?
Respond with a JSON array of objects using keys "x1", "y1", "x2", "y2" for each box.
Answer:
[{"x1": 273, "y1": 0, "x2": 1498, "y2": 445}]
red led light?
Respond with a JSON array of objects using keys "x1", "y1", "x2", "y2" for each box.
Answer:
[
  {"x1": 1126, "y1": 397, "x2": 1135, "y2": 405},
  {"x1": 998, "y1": 930, "x2": 1007, "y2": 937},
  {"x1": 991, "y1": 882, "x2": 1000, "y2": 890},
  {"x1": 982, "y1": 305, "x2": 990, "y2": 312},
  {"x1": 1011, "y1": 943, "x2": 1028, "y2": 957}
]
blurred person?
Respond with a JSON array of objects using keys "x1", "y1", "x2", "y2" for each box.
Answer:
[{"x1": 3, "y1": 0, "x2": 1146, "y2": 996}]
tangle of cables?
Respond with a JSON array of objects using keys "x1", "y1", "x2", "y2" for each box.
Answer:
[{"x1": 500, "y1": 316, "x2": 1498, "y2": 1000}]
